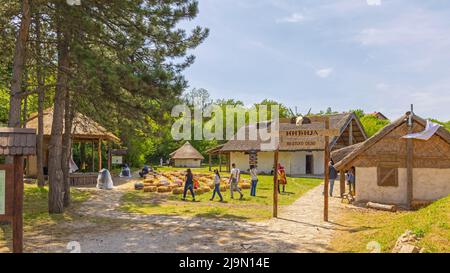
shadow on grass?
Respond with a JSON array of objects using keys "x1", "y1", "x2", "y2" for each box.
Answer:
[{"x1": 194, "y1": 211, "x2": 250, "y2": 221}]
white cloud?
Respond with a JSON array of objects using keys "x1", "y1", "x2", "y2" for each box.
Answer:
[
  {"x1": 276, "y1": 13, "x2": 306, "y2": 23},
  {"x1": 366, "y1": 0, "x2": 381, "y2": 6},
  {"x1": 316, "y1": 68, "x2": 333, "y2": 78}
]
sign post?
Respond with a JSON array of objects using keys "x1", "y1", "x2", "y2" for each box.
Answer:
[
  {"x1": 0, "y1": 128, "x2": 36, "y2": 253},
  {"x1": 271, "y1": 117, "x2": 338, "y2": 221}
]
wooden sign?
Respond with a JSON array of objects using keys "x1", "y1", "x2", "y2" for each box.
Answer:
[
  {"x1": 0, "y1": 165, "x2": 14, "y2": 218},
  {"x1": 111, "y1": 155, "x2": 123, "y2": 165},
  {"x1": 280, "y1": 127, "x2": 340, "y2": 137}
]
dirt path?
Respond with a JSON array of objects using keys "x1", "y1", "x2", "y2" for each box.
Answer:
[{"x1": 60, "y1": 180, "x2": 345, "y2": 253}]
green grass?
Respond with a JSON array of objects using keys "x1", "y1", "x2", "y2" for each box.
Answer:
[
  {"x1": 0, "y1": 184, "x2": 91, "y2": 251},
  {"x1": 331, "y1": 195, "x2": 450, "y2": 253},
  {"x1": 120, "y1": 168, "x2": 322, "y2": 221}
]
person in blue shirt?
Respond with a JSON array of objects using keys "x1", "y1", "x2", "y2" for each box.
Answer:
[{"x1": 328, "y1": 159, "x2": 337, "y2": 197}]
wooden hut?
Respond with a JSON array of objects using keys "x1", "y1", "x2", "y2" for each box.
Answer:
[
  {"x1": 209, "y1": 113, "x2": 367, "y2": 176},
  {"x1": 25, "y1": 108, "x2": 120, "y2": 185},
  {"x1": 332, "y1": 113, "x2": 450, "y2": 207},
  {"x1": 170, "y1": 142, "x2": 204, "y2": 168}
]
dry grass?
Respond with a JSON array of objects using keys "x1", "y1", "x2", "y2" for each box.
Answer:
[{"x1": 330, "y1": 195, "x2": 450, "y2": 253}]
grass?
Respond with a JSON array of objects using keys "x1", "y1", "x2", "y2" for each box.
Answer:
[
  {"x1": 120, "y1": 167, "x2": 322, "y2": 221},
  {"x1": 330, "y1": 195, "x2": 450, "y2": 253},
  {"x1": 0, "y1": 184, "x2": 91, "y2": 252}
]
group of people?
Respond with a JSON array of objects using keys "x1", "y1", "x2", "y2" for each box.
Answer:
[
  {"x1": 182, "y1": 163, "x2": 289, "y2": 202},
  {"x1": 327, "y1": 159, "x2": 355, "y2": 197}
]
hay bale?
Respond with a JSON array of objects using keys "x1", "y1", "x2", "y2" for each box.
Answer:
[
  {"x1": 220, "y1": 185, "x2": 228, "y2": 192},
  {"x1": 143, "y1": 186, "x2": 157, "y2": 193},
  {"x1": 143, "y1": 178, "x2": 155, "y2": 184},
  {"x1": 172, "y1": 187, "x2": 184, "y2": 195},
  {"x1": 157, "y1": 186, "x2": 171, "y2": 193},
  {"x1": 240, "y1": 183, "x2": 251, "y2": 189},
  {"x1": 134, "y1": 182, "x2": 144, "y2": 190},
  {"x1": 201, "y1": 186, "x2": 211, "y2": 193}
]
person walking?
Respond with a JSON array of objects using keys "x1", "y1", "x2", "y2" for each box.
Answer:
[
  {"x1": 277, "y1": 163, "x2": 287, "y2": 194},
  {"x1": 229, "y1": 163, "x2": 243, "y2": 200},
  {"x1": 328, "y1": 159, "x2": 337, "y2": 197},
  {"x1": 249, "y1": 165, "x2": 258, "y2": 197},
  {"x1": 210, "y1": 169, "x2": 224, "y2": 202},
  {"x1": 346, "y1": 167, "x2": 356, "y2": 196},
  {"x1": 182, "y1": 169, "x2": 196, "y2": 201}
]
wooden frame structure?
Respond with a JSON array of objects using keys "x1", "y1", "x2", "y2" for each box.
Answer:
[{"x1": 0, "y1": 128, "x2": 36, "y2": 253}]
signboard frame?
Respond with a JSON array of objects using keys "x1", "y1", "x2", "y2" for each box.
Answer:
[{"x1": 0, "y1": 164, "x2": 14, "y2": 219}]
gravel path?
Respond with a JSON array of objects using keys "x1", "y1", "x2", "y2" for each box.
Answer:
[{"x1": 64, "y1": 180, "x2": 345, "y2": 253}]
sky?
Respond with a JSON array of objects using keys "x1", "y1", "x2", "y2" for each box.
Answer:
[{"x1": 182, "y1": 0, "x2": 450, "y2": 121}]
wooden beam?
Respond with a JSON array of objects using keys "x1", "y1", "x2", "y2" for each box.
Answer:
[
  {"x1": 406, "y1": 137, "x2": 414, "y2": 208},
  {"x1": 91, "y1": 140, "x2": 95, "y2": 172},
  {"x1": 219, "y1": 152, "x2": 222, "y2": 172},
  {"x1": 13, "y1": 156, "x2": 24, "y2": 253},
  {"x1": 107, "y1": 141, "x2": 111, "y2": 170},
  {"x1": 273, "y1": 148, "x2": 279, "y2": 218},
  {"x1": 349, "y1": 121, "x2": 354, "y2": 145},
  {"x1": 324, "y1": 117, "x2": 330, "y2": 222}
]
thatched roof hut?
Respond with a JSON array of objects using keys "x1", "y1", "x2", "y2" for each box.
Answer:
[
  {"x1": 170, "y1": 142, "x2": 204, "y2": 168},
  {"x1": 332, "y1": 113, "x2": 450, "y2": 207},
  {"x1": 26, "y1": 108, "x2": 120, "y2": 142}
]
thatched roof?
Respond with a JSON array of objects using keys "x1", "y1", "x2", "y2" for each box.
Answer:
[
  {"x1": 0, "y1": 128, "x2": 36, "y2": 156},
  {"x1": 333, "y1": 113, "x2": 450, "y2": 170},
  {"x1": 26, "y1": 108, "x2": 120, "y2": 143},
  {"x1": 219, "y1": 113, "x2": 366, "y2": 152},
  {"x1": 170, "y1": 142, "x2": 205, "y2": 160}
]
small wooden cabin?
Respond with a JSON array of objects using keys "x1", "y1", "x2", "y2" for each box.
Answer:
[
  {"x1": 332, "y1": 113, "x2": 450, "y2": 207},
  {"x1": 170, "y1": 142, "x2": 204, "y2": 168}
]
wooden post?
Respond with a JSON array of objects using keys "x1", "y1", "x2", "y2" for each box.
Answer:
[
  {"x1": 340, "y1": 170, "x2": 345, "y2": 197},
  {"x1": 273, "y1": 148, "x2": 279, "y2": 218},
  {"x1": 91, "y1": 140, "x2": 95, "y2": 172},
  {"x1": 98, "y1": 139, "x2": 102, "y2": 171},
  {"x1": 219, "y1": 152, "x2": 222, "y2": 172},
  {"x1": 13, "y1": 156, "x2": 24, "y2": 253},
  {"x1": 107, "y1": 142, "x2": 111, "y2": 170},
  {"x1": 209, "y1": 154, "x2": 212, "y2": 172},
  {"x1": 324, "y1": 117, "x2": 330, "y2": 222},
  {"x1": 406, "y1": 113, "x2": 414, "y2": 209}
]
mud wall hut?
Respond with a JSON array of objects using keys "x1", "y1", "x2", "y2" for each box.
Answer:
[{"x1": 170, "y1": 142, "x2": 204, "y2": 168}]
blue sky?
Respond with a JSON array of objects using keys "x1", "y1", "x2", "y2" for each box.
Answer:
[{"x1": 182, "y1": 0, "x2": 450, "y2": 120}]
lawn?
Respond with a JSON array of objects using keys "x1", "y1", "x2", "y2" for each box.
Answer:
[
  {"x1": 120, "y1": 166, "x2": 322, "y2": 221},
  {"x1": 330, "y1": 195, "x2": 450, "y2": 253},
  {"x1": 0, "y1": 184, "x2": 91, "y2": 252}
]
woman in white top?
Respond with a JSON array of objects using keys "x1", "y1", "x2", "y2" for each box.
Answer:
[
  {"x1": 210, "y1": 169, "x2": 224, "y2": 202},
  {"x1": 249, "y1": 165, "x2": 258, "y2": 197}
]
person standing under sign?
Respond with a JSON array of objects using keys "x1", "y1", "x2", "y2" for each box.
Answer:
[
  {"x1": 328, "y1": 159, "x2": 337, "y2": 197},
  {"x1": 249, "y1": 165, "x2": 258, "y2": 197}
]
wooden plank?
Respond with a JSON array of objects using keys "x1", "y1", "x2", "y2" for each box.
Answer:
[
  {"x1": 273, "y1": 148, "x2": 279, "y2": 218},
  {"x1": 323, "y1": 117, "x2": 330, "y2": 222}
]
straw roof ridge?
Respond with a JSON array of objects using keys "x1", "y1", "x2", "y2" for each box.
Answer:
[
  {"x1": 26, "y1": 108, "x2": 120, "y2": 142},
  {"x1": 334, "y1": 113, "x2": 450, "y2": 170},
  {"x1": 170, "y1": 141, "x2": 205, "y2": 160}
]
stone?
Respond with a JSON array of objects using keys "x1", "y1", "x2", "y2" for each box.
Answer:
[{"x1": 398, "y1": 244, "x2": 420, "y2": 253}]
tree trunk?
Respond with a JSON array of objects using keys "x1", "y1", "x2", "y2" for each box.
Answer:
[
  {"x1": 8, "y1": 0, "x2": 31, "y2": 128},
  {"x1": 48, "y1": 23, "x2": 70, "y2": 214},
  {"x1": 80, "y1": 142, "x2": 86, "y2": 171},
  {"x1": 35, "y1": 15, "x2": 46, "y2": 187},
  {"x1": 62, "y1": 90, "x2": 73, "y2": 208}
]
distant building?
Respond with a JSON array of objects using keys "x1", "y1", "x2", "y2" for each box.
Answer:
[
  {"x1": 170, "y1": 142, "x2": 204, "y2": 168},
  {"x1": 332, "y1": 114, "x2": 450, "y2": 207},
  {"x1": 209, "y1": 113, "x2": 367, "y2": 176}
]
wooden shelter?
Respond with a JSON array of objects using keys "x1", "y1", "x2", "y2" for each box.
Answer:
[
  {"x1": 209, "y1": 113, "x2": 367, "y2": 176},
  {"x1": 170, "y1": 142, "x2": 204, "y2": 168},
  {"x1": 25, "y1": 109, "x2": 120, "y2": 185},
  {"x1": 332, "y1": 113, "x2": 450, "y2": 207}
]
